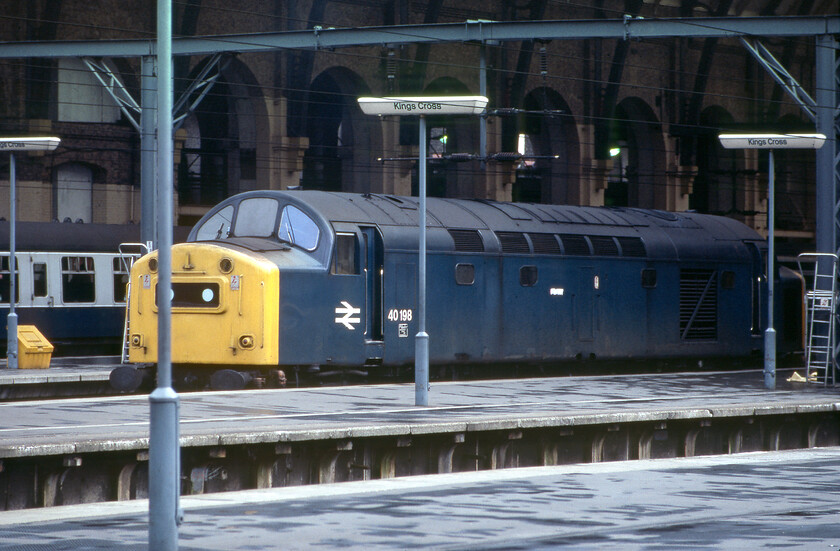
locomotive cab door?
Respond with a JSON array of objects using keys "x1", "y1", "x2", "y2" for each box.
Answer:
[{"x1": 361, "y1": 226, "x2": 384, "y2": 348}]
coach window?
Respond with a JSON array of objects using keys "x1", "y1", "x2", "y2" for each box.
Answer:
[
  {"x1": 195, "y1": 205, "x2": 234, "y2": 241},
  {"x1": 455, "y1": 263, "x2": 475, "y2": 286},
  {"x1": 33, "y1": 263, "x2": 47, "y2": 297},
  {"x1": 278, "y1": 205, "x2": 320, "y2": 251},
  {"x1": 520, "y1": 265, "x2": 538, "y2": 287},
  {"x1": 333, "y1": 233, "x2": 359, "y2": 275},
  {"x1": 0, "y1": 256, "x2": 19, "y2": 303},
  {"x1": 234, "y1": 198, "x2": 279, "y2": 237},
  {"x1": 61, "y1": 256, "x2": 95, "y2": 303},
  {"x1": 112, "y1": 258, "x2": 129, "y2": 302}
]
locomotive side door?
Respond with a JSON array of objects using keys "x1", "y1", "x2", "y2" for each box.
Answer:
[{"x1": 576, "y1": 266, "x2": 595, "y2": 342}]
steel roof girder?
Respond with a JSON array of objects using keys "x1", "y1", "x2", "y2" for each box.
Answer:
[
  {"x1": 82, "y1": 57, "x2": 142, "y2": 131},
  {"x1": 740, "y1": 38, "x2": 817, "y2": 122},
  {"x1": 172, "y1": 52, "x2": 228, "y2": 130},
  {"x1": 0, "y1": 16, "x2": 837, "y2": 59}
]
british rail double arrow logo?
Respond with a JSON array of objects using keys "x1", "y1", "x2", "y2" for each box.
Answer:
[{"x1": 335, "y1": 301, "x2": 361, "y2": 330}]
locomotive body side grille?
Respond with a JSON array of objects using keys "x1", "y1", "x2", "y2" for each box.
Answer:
[
  {"x1": 589, "y1": 236, "x2": 620, "y2": 256},
  {"x1": 496, "y1": 232, "x2": 531, "y2": 254},
  {"x1": 680, "y1": 269, "x2": 718, "y2": 340},
  {"x1": 560, "y1": 234, "x2": 591, "y2": 256},
  {"x1": 528, "y1": 233, "x2": 562, "y2": 255},
  {"x1": 448, "y1": 229, "x2": 485, "y2": 252},
  {"x1": 617, "y1": 236, "x2": 647, "y2": 257}
]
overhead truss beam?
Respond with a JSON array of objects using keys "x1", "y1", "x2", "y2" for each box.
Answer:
[
  {"x1": 82, "y1": 57, "x2": 142, "y2": 131},
  {"x1": 0, "y1": 16, "x2": 837, "y2": 59},
  {"x1": 740, "y1": 38, "x2": 818, "y2": 122}
]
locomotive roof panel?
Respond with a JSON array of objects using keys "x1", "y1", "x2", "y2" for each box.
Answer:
[
  {"x1": 190, "y1": 190, "x2": 764, "y2": 262},
  {"x1": 201, "y1": 190, "x2": 664, "y2": 231}
]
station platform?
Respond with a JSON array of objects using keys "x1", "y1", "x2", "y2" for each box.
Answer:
[
  {"x1": 0, "y1": 368, "x2": 838, "y2": 513},
  {"x1": 0, "y1": 356, "x2": 117, "y2": 400},
  {"x1": 2, "y1": 368, "x2": 839, "y2": 459},
  {"x1": 1, "y1": 447, "x2": 839, "y2": 550}
]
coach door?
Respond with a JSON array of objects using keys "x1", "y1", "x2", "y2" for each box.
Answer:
[
  {"x1": 361, "y1": 226, "x2": 384, "y2": 343},
  {"x1": 28, "y1": 253, "x2": 52, "y2": 308}
]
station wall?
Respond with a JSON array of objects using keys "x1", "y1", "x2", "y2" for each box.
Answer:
[{"x1": 0, "y1": 0, "x2": 834, "y2": 243}]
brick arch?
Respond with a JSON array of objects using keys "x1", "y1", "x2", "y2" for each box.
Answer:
[
  {"x1": 518, "y1": 87, "x2": 580, "y2": 205},
  {"x1": 303, "y1": 66, "x2": 380, "y2": 194},
  {"x1": 176, "y1": 56, "x2": 270, "y2": 210},
  {"x1": 692, "y1": 105, "x2": 741, "y2": 216},
  {"x1": 608, "y1": 97, "x2": 667, "y2": 209}
]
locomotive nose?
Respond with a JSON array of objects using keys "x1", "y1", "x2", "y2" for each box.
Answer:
[{"x1": 127, "y1": 243, "x2": 279, "y2": 366}]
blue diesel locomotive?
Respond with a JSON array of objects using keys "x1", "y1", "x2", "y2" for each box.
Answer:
[{"x1": 122, "y1": 190, "x2": 803, "y2": 389}]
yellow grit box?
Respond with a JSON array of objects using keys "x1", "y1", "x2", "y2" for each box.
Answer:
[{"x1": 17, "y1": 325, "x2": 54, "y2": 369}]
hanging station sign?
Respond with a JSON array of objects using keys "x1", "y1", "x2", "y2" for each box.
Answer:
[
  {"x1": 358, "y1": 96, "x2": 488, "y2": 116},
  {"x1": 718, "y1": 133, "x2": 826, "y2": 150}
]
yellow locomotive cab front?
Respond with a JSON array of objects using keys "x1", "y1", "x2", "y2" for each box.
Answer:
[{"x1": 127, "y1": 243, "x2": 279, "y2": 366}]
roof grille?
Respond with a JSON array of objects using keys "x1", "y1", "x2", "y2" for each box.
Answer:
[
  {"x1": 589, "y1": 236, "x2": 619, "y2": 256},
  {"x1": 617, "y1": 237, "x2": 647, "y2": 257},
  {"x1": 448, "y1": 229, "x2": 485, "y2": 252},
  {"x1": 496, "y1": 232, "x2": 531, "y2": 254},
  {"x1": 560, "y1": 234, "x2": 591, "y2": 256},
  {"x1": 680, "y1": 269, "x2": 718, "y2": 340},
  {"x1": 529, "y1": 233, "x2": 562, "y2": 255}
]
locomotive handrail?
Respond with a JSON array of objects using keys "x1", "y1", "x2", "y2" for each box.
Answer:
[{"x1": 118, "y1": 242, "x2": 150, "y2": 273}]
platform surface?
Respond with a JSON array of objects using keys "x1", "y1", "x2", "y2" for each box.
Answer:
[
  {"x1": 1, "y1": 369, "x2": 838, "y2": 458},
  {"x1": 0, "y1": 356, "x2": 117, "y2": 385},
  {"x1": 1, "y1": 447, "x2": 838, "y2": 550}
]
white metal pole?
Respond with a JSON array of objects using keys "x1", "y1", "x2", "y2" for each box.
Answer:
[
  {"x1": 765, "y1": 149, "x2": 776, "y2": 390},
  {"x1": 149, "y1": 0, "x2": 181, "y2": 548},
  {"x1": 415, "y1": 115, "x2": 429, "y2": 406},
  {"x1": 6, "y1": 153, "x2": 16, "y2": 369}
]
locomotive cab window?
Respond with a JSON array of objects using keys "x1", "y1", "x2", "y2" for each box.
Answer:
[
  {"x1": 61, "y1": 256, "x2": 95, "y2": 303},
  {"x1": 0, "y1": 256, "x2": 19, "y2": 304},
  {"x1": 278, "y1": 205, "x2": 320, "y2": 251},
  {"x1": 195, "y1": 205, "x2": 234, "y2": 241},
  {"x1": 520, "y1": 265, "x2": 538, "y2": 287},
  {"x1": 234, "y1": 198, "x2": 279, "y2": 237},
  {"x1": 333, "y1": 233, "x2": 359, "y2": 275},
  {"x1": 721, "y1": 270, "x2": 736, "y2": 289}
]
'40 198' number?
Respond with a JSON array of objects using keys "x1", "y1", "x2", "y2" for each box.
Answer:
[{"x1": 387, "y1": 309, "x2": 413, "y2": 322}]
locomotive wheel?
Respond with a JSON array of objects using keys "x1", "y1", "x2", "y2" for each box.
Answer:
[
  {"x1": 210, "y1": 369, "x2": 252, "y2": 391},
  {"x1": 109, "y1": 365, "x2": 149, "y2": 392}
]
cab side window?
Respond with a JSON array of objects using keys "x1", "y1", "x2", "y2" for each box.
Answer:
[{"x1": 333, "y1": 233, "x2": 359, "y2": 275}]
